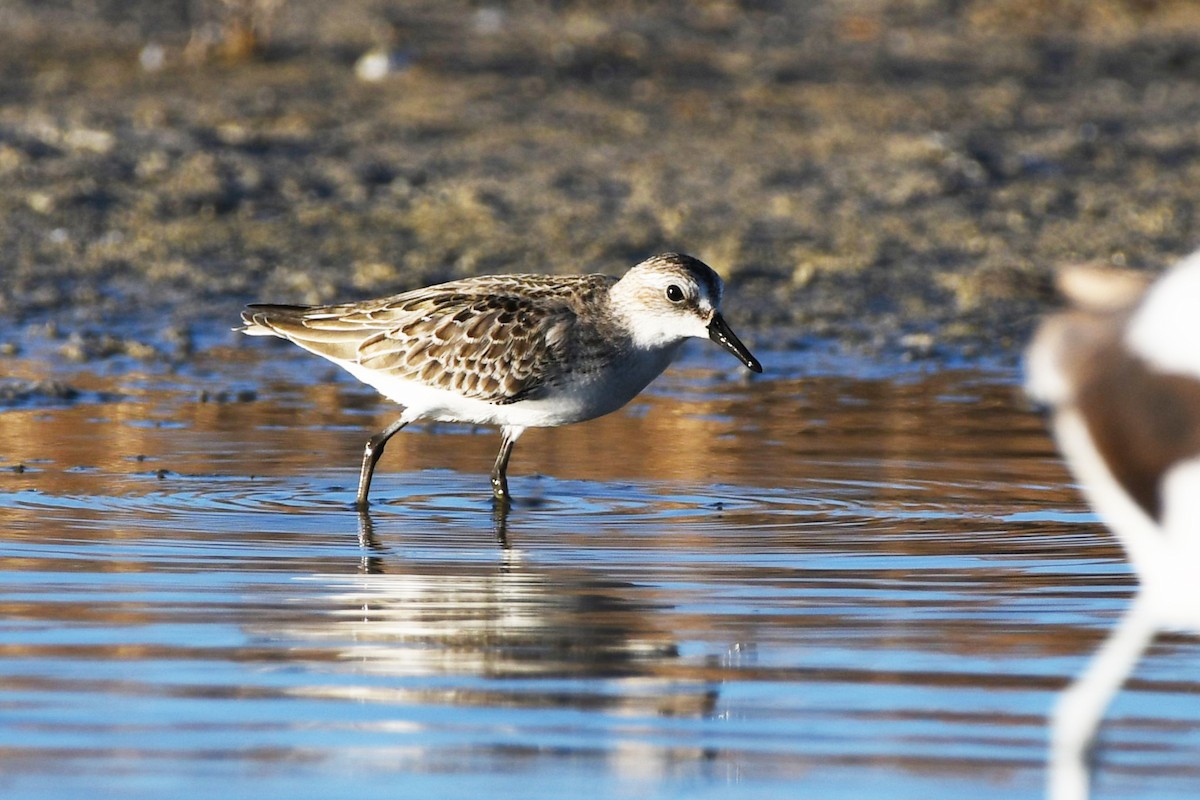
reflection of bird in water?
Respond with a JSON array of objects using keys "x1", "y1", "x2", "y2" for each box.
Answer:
[
  {"x1": 264, "y1": 510, "x2": 719, "y2": 726},
  {"x1": 1026, "y1": 250, "x2": 1200, "y2": 800},
  {"x1": 239, "y1": 254, "x2": 760, "y2": 510}
]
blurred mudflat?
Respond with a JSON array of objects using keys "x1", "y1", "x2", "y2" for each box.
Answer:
[{"x1": 2, "y1": 1, "x2": 1200, "y2": 356}]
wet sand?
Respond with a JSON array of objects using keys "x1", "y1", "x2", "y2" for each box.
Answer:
[{"x1": 2, "y1": 1, "x2": 1200, "y2": 364}]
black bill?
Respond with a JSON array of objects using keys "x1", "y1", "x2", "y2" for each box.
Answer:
[{"x1": 708, "y1": 312, "x2": 763, "y2": 373}]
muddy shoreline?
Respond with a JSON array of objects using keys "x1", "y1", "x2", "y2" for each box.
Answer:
[{"x1": 2, "y1": 1, "x2": 1199, "y2": 367}]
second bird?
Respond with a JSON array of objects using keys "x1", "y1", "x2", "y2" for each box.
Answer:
[{"x1": 239, "y1": 253, "x2": 763, "y2": 509}]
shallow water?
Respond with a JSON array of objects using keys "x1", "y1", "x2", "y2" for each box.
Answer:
[{"x1": 1, "y1": 341, "x2": 1198, "y2": 799}]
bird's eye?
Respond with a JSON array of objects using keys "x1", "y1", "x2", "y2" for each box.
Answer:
[{"x1": 666, "y1": 284, "x2": 685, "y2": 303}]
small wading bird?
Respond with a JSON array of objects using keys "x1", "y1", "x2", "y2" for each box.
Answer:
[
  {"x1": 1025, "y1": 249, "x2": 1200, "y2": 800},
  {"x1": 239, "y1": 253, "x2": 762, "y2": 509}
]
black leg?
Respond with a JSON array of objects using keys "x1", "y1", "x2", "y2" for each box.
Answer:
[
  {"x1": 356, "y1": 417, "x2": 409, "y2": 509},
  {"x1": 490, "y1": 428, "x2": 518, "y2": 504}
]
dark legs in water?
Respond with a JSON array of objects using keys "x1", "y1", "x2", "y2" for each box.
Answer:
[
  {"x1": 490, "y1": 427, "x2": 519, "y2": 507},
  {"x1": 355, "y1": 418, "x2": 523, "y2": 510},
  {"x1": 356, "y1": 417, "x2": 409, "y2": 509},
  {"x1": 489, "y1": 427, "x2": 521, "y2": 548}
]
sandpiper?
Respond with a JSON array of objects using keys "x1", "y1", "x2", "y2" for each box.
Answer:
[
  {"x1": 1025, "y1": 249, "x2": 1200, "y2": 800},
  {"x1": 239, "y1": 253, "x2": 762, "y2": 508}
]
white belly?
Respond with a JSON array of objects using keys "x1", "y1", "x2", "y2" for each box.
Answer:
[{"x1": 338, "y1": 341, "x2": 682, "y2": 429}]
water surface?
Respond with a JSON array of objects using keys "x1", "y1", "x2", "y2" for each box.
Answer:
[{"x1": 1, "y1": 342, "x2": 1197, "y2": 799}]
